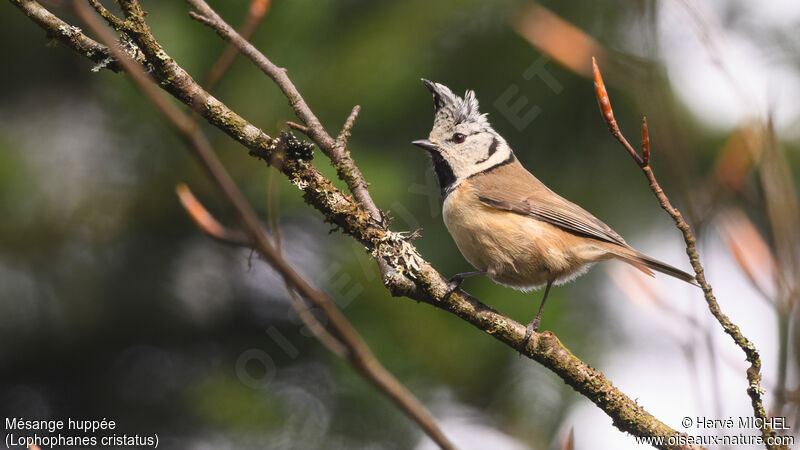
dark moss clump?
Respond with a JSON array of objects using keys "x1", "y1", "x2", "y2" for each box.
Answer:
[{"x1": 281, "y1": 131, "x2": 315, "y2": 162}]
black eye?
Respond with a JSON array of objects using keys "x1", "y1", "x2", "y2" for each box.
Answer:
[{"x1": 452, "y1": 133, "x2": 466, "y2": 144}]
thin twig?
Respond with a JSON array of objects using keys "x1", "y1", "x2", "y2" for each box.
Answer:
[
  {"x1": 336, "y1": 105, "x2": 361, "y2": 148},
  {"x1": 266, "y1": 165, "x2": 282, "y2": 250},
  {"x1": 87, "y1": 0, "x2": 125, "y2": 30},
  {"x1": 286, "y1": 121, "x2": 310, "y2": 134},
  {"x1": 592, "y1": 56, "x2": 782, "y2": 450},
  {"x1": 592, "y1": 60, "x2": 644, "y2": 167},
  {"x1": 176, "y1": 183, "x2": 251, "y2": 246},
  {"x1": 286, "y1": 287, "x2": 348, "y2": 357},
  {"x1": 203, "y1": 0, "x2": 271, "y2": 91},
  {"x1": 561, "y1": 427, "x2": 574, "y2": 450},
  {"x1": 263, "y1": 159, "x2": 349, "y2": 358},
  {"x1": 73, "y1": 2, "x2": 454, "y2": 449},
  {"x1": 641, "y1": 117, "x2": 650, "y2": 166},
  {"x1": 718, "y1": 210, "x2": 778, "y2": 306}
]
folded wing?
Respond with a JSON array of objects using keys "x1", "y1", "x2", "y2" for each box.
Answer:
[{"x1": 472, "y1": 160, "x2": 630, "y2": 248}]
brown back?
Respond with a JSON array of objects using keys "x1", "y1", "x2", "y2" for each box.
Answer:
[{"x1": 470, "y1": 159, "x2": 631, "y2": 248}]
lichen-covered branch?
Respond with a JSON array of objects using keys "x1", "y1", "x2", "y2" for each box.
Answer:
[
  {"x1": 9, "y1": 1, "x2": 702, "y2": 447},
  {"x1": 10, "y1": 0, "x2": 133, "y2": 72}
]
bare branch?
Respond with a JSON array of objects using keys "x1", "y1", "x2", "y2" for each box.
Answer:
[
  {"x1": 285, "y1": 287, "x2": 348, "y2": 358},
  {"x1": 641, "y1": 117, "x2": 650, "y2": 166},
  {"x1": 561, "y1": 428, "x2": 575, "y2": 450},
  {"x1": 285, "y1": 121, "x2": 310, "y2": 134},
  {"x1": 592, "y1": 57, "x2": 783, "y2": 450},
  {"x1": 718, "y1": 210, "x2": 778, "y2": 306},
  {"x1": 336, "y1": 105, "x2": 361, "y2": 149},
  {"x1": 86, "y1": 0, "x2": 125, "y2": 30}
]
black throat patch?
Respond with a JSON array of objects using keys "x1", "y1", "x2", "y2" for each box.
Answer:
[{"x1": 429, "y1": 151, "x2": 457, "y2": 199}]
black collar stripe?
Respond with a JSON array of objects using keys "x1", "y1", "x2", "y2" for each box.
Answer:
[
  {"x1": 468, "y1": 153, "x2": 515, "y2": 181},
  {"x1": 474, "y1": 138, "x2": 499, "y2": 164}
]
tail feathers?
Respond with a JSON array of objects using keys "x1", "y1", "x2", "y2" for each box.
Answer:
[{"x1": 606, "y1": 247, "x2": 699, "y2": 287}]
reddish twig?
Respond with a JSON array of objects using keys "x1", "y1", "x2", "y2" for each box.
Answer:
[
  {"x1": 561, "y1": 428, "x2": 575, "y2": 450},
  {"x1": 203, "y1": 0, "x2": 271, "y2": 91},
  {"x1": 285, "y1": 121, "x2": 310, "y2": 134},
  {"x1": 592, "y1": 57, "x2": 782, "y2": 450},
  {"x1": 718, "y1": 210, "x2": 778, "y2": 306},
  {"x1": 592, "y1": 58, "x2": 644, "y2": 167},
  {"x1": 176, "y1": 183, "x2": 251, "y2": 246}
]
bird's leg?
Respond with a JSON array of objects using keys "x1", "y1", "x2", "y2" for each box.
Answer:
[
  {"x1": 443, "y1": 270, "x2": 487, "y2": 299},
  {"x1": 521, "y1": 280, "x2": 553, "y2": 351}
]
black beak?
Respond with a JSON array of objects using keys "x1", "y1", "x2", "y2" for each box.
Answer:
[{"x1": 412, "y1": 139, "x2": 438, "y2": 152}]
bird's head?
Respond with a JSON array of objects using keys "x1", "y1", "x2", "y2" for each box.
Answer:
[{"x1": 412, "y1": 79, "x2": 512, "y2": 197}]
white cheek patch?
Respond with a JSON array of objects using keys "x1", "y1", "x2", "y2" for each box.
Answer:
[{"x1": 442, "y1": 150, "x2": 475, "y2": 179}]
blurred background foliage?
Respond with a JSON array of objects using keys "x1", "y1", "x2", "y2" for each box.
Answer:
[{"x1": 1, "y1": 0, "x2": 798, "y2": 449}]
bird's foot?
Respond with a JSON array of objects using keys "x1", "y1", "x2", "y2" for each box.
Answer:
[
  {"x1": 442, "y1": 271, "x2": 486, "y2": 301},
  {"x1": 443, "y1": 276, "x2": 465, "y2": 301},
  {"x1": 519, "y1": 318, "x2": 540, "y2": 354}
]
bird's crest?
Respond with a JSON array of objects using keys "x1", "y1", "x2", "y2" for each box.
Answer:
[{"x1": 421, "y1": 79, "x2": 490, "y2": 129}]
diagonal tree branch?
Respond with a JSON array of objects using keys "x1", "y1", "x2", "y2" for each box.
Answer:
[
  {"x1": 9, "y1": 0, "x2": 709, "y2": 447},
  {"x1": 592, "y1": 57, "x2": 783, "y2": 450}
]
